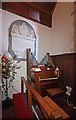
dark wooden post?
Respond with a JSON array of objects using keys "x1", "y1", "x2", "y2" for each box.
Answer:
[
  {"x1": 21, "y1": 77, "x2": 24, "y2": 93},
  {"x1": 27, "y1": 89, "x2": 32, "y2": 109}
]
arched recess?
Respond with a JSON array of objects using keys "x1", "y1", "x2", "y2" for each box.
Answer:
[
  {"x1": 8, "y1": 20, "x2": 37, "y2": 98},
  {"x1": 8, "y1": 20, "x2": 37, "y2": 60}
]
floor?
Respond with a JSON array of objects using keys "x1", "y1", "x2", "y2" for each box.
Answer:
[
  {"x1": 2, "y1": 106, "x2": 15, "y2": 119},
  {"x1": 58, "y1": 98, "x2": 76, "y2": 119},
  {"x1": 2, "y1": 96, "x2": 76, "y2": 119},
  {"x1": 2, "y1": 98, "x2": 15, "y2": 119}
]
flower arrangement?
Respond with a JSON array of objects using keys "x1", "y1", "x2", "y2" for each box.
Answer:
[
  {"x1": 2, "y1": 52, "x2": 20, "y2": 100},
  {"x1": 2, "y1": 54, "x2": 16, "y2": 79}
]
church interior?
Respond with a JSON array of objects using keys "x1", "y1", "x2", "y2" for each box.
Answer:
[{"x1": 0, "y1": 1, "x2": 76, "y2": 119}]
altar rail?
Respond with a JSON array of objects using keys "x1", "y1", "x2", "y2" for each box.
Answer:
[{"x1": 21, "y1": 76, "x2": 69, "y2": 119}]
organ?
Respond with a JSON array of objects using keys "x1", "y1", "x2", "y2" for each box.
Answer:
[{"x1": 26, "y1": 48, "x2": 62, "y2": 96}]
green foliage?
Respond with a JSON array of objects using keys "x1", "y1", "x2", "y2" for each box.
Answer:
[{"x1": 1, "y1": 53, "x2": 21, "y2": 100}]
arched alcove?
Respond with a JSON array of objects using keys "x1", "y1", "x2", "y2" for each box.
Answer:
[
  {"x1": 8, "y1": 20, "x2": 37, "y2": 60},
  {"x1": 8, "y1": 20, "x2": 37, "y2": 98}
]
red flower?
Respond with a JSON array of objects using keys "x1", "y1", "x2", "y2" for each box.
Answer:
[{"x1": 2, "y1": 54, "x2": 8, "y2": 61}]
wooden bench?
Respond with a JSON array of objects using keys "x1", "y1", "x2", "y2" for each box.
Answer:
[
  {"x1": 47, "y1": 88, "x2": 64, "y2": 97},
  {"x1": 47, "y1": 88, "x2": 64, "y2": 104},
  {"x1": 43, "y1": 96, "x2": 69, "y2": 119},
  {"x1": 21, "y1": 76, "x2": 69, "y2": 119}
]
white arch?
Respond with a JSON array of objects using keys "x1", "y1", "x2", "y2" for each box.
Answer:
[{"x1": 9, "y1": 20, "x2": 37, "y2": 59}]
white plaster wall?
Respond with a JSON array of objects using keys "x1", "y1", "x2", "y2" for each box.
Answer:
[
  {"x1": 51, "y1": 2, "x2": 74, "y2": 55},
  {"x1": 2, "y1": 10, "x2": 53, "y2": 61},
  {"x1": 2, "y1": 10, "x2": 54, "y2": 97},
  {"x1": 2, "y1": 10, "x2": 39, "y2": 97},
  {"x1": 37, "y1": 2, "x2": 74, "y2": 60},
  {"x1": 2, "y1": 10, "x2": 38, "y2": 53},
  {"x1": 2, "y1": 2, "x2": 74, "y2": 60},
  {"x1": 37, "y1": 24, "x2": 53, "y2": 61}
]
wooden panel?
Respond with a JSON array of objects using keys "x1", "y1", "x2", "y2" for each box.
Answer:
[
  {"x1": 44, "y1": 96, "x2": 69, "y2": 119},
  {"x1": 47, "y1": 88, "x2": 64, "y2": 97},
  {"x1": 30, "y1": 2, "x2": 57, "y2": 15},
  {"x1": 40, "y1": 11, "x2": 52, "y2": 27},
  {"x1": 21, "y1": 77, "x2": 69, "y2": 119},
  {"x1": 2, "y1": 2, "x2": 29, "y2": 18},
  {"x1": 74, "y1": 57, "x2": 76, "y2": 103},
  {"x1": 66, "y1": 59, "x2": 75, "y2": 87},
  {"x1": 51, "y1": 53, "x2": 76, "y2": 103},
  {"x1": 29, "y1": 5, "x2": 40, "y2": 22},
  {"x1": 2, "y1": 2, "x2": 56, "y2": 28}
]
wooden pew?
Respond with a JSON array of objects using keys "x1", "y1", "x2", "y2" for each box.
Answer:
[
  {"x1": 43, "y1": 96, "x2": 69, "y2": 119},
  {"x1": 21, "y1": 76, "x2": 69, "y2": 119}
]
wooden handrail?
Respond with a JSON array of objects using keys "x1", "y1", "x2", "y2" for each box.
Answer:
[
  {"x1": 21, "y1": 76, "x2": 67, "y2": 119},
  {"x1": 21, "y1": 77, "x2": 53, "y2": 118},
  {"x1": 43, "y1": 96, "x2": 69, "y2": 119}
]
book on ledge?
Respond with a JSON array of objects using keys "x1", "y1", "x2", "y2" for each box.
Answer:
[{"x1": 39, "y1": 77, "x2": 58, "y2": 82}]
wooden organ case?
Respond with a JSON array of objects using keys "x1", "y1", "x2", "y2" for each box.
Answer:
[{"x1": 26, "y1": 48, "x2": 62, "y2": 96}]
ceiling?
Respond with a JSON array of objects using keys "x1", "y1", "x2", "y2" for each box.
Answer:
[
  {"x1": 2, "y1": 0, "x2": 57, "y2": 2},
  {"x1": 1, "y1": 0, "x2": 75, "y2": 2},
  {"x1": 2, "y1": 2, "x2": 57, "y2": 15},
  {"x1": 2, "y1": 2, "x2": 57, "y2": 27}
]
